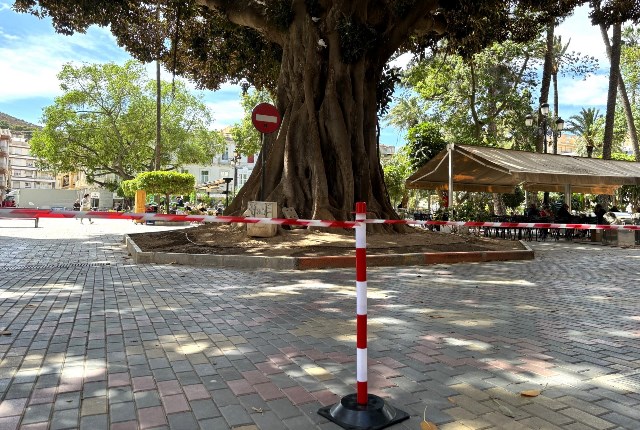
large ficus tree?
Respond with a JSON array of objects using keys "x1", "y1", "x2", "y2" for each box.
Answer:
[{"x1": 15, "y1": 0, "x2": 583, "y2": 220}]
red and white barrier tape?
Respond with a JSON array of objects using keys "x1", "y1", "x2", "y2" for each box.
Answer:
[{"x1": 1, "y1": 208, "x2": 639, "y2": 231}]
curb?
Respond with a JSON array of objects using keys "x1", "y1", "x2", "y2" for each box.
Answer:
[{"x1": 125, "y1": 235, "x2": 534, "y2": 270}]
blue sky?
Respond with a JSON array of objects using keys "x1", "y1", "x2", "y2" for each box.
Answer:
[{"x1": 0, "y1": 2, "x2": 609, "y2": 147}]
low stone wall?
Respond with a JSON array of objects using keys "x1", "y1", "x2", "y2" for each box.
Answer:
[{"x1": 124, "y1": 235, "x2": 534, "y2": 270}]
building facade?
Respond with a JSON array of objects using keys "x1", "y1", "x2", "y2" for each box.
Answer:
[
  {"x1": 181, "y1": 129, "x2": 256, "y2": 200},
  {"x1": 5, "y1": 131, "x2": 55, "y2": 191}
]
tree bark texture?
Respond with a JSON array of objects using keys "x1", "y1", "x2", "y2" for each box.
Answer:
[{"x1": 600, "y1": 23, "x2": 640, "y2": 161}]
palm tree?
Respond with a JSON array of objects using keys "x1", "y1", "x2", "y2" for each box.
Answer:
[{"x1": 566, "y1": 108, "x2": 602, "y2": 158}]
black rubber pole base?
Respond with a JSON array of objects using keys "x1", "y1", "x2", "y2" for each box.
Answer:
[{"x1": 318, "y1": 393, "x2": 409, "y2": 430}]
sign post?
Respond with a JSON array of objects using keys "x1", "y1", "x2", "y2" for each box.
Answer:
[{"x1": 251, "y1": 103, "x2": 281, "y2": 201}]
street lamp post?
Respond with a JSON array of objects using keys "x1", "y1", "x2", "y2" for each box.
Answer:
[
  {"x1": 222, "y1": 177, "x2": 233, "y2": 209},
  {"x1": 526, "y1": 103, "x2": 564, "y2": 204},
  {"x1": 231, "y1": 151, "x2": 241, "y2": 196},
  {"x1": 525, "y1": 103, "x2": 565, "y2": 154}
]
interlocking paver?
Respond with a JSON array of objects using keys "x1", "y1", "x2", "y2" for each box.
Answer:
[{"x1": 2, "y1": 220, "x2": 640, "y2": 428}]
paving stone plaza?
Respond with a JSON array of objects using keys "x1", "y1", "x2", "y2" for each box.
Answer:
[{"x1": 0, "y1": 218, "x2": 639, "y2": 429}]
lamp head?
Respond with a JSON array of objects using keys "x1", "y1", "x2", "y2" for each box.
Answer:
[
  {"x1": 540, "y1": 103, "x2": 550, "y2": 116},
  {"x1": 525, "y1": 114, "x2": 534, "y2": 127},
  {"x1": 555, "y1": 117, "x2": 564, "y2": 131}
]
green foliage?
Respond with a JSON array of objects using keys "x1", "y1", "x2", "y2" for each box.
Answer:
[
  {"x1": 501, "y1": 186, "x2": 526, "y2": 211},
  {"x1": 337, "y1": 16, "x2": 377, "y2": 64},
  {"x1": 454, "y1": 194, "x2": 493, "y2": 221},
  {"x1": 29, "y1": 61, "x2": 224, "y2": 186},
  {"x1": 229, "y1": 89, "x2": 274, "y2": 156},
  {"x1": 266, "y1": 0, "x2": 293, "y2": 31},
  {"x1": 136, "y1": 171, "x2": 195, "y2": 196},
  {"x1": 406, "y1": 122, "x2": 447, "y2": 170},
  {"x1": 377, "y1": 65, "x2": 401, "y2": 117},
  {"x1": 381, "y1": 148, "x2": 412, "y2": 207},
  {"x1": 566, "y1": 108, "x2": 604, "y2": 156},
  {"x1": 390, "y1": 40, "x2": 539, "y2": 150},
  {"x1": 611, "y1": 152, "x2": 635, "y2": 161},
  {"x1": 120, "y1": 179, "x2": 139, "y2": 198}
]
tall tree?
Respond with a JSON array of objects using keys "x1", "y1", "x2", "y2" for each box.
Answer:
[
  {"x1": 589, "y1": 0, "x2": 640, "y2": 159},
  {"x1": 601, "y1": 24, "x2": 640, "y2": 160},
  {"x1": 549, "y1": 35, "x2": 599, "y2": 154},
  {"x1": 29, "y1": 61, "x2": 224, "y2": 187},
  {"x1": 393, "y1": 40, "x2": 540, "y2": 150},
  {"x1": 15, "y1": 0, "x2": 584, "y2": 220},
  {"x1": 602, "y1": 22, "x2": 622, "y2": 159},
  {"x1": 566, "y1": 107, "x2": 603, "y2": 157}
]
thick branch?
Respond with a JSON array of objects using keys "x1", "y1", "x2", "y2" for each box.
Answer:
[
  {"x1": 377, "y1": 0, "x2": 443, "y2": 62},
  {"x1": 196, "y1": 0, "x2": 284, "y2": 44}
]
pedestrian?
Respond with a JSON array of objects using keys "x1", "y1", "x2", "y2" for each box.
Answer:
[
  {"x1": 594, "y1": 203, "x2": 606, "y2": 225},
  {"x1": 80, "y1": 193, "x2": 94, "y2": 224}
]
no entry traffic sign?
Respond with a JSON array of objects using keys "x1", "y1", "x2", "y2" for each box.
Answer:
[{"x1": 251, "y1": 103, "x2": 281, "y2": 134}]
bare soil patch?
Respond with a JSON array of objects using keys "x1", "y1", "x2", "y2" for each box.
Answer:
[{"x1": 129, "y1": 223, "x2": 525, "y2": 257}]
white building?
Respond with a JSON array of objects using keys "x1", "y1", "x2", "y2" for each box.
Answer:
[
  {"x1": 5, "y1": 131, "x2": 55, "y2": 191},
  {"x1": 181, "y1": 129, "x2": 257, "y2": 199}
]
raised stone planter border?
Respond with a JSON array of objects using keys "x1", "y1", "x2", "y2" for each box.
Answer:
[{"x1": 125, "y1": 235, "x2": 534, "y2": 270}]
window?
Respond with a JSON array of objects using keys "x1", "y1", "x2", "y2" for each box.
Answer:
[
  {"x1": 201, "y1": 170, "x2": 209, "y2": 183},
  {"x1": 220, "y1": 171, "x2": 229, "y2": 178},
  {"x1": 221, "y1": 148, "x2": 229, "y2": 161}
]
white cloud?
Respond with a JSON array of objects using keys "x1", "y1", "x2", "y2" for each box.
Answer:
[
  {"x1": 0, "y1": 25, "x2": 129, "y2": 103},
  {"x1": 205, "y1": 98, "x2": 244, "y2": 129},
  {"x1": 556, "y1": 4, "x2": 608, "y2": 64},
  {"x1": 559, "y1": 73, "x2": 609, "y2": 107}
]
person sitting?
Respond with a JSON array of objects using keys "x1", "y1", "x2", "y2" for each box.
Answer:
[
  {"x1": 556, "y1": 203, "x2": 571, "y2": 222},
  {"x1": 526, "y1": 203, "x2": 540, "y2": 218},
  {"x1": 594, "y1": 203, "x2": 606, "y2": 225},
  {"x1": 539, "y1": 204, "x2": 552, "y2": 218}
]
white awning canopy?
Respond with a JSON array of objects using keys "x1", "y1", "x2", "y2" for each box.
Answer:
[{"x1": 406, "y1": 144, "x2": 640, "y2": 196}]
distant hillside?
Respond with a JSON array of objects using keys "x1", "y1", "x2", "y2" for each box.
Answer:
[{"x1": 0, "y1": 112, "x2": 40, "y2": 131}]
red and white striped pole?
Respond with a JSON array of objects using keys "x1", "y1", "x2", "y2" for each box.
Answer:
[
  {"x1": 355, "y1": 201, "x2": 368, "y2": 405},
  {"x1": 318, "y1": 202, "x2": 408, "y2": 427}
]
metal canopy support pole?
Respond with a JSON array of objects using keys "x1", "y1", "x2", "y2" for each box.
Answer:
[
  {"x1": 448, "y1": 144, "x2": 454, "y2": 219},
  {"x1": 565, "y1": 184, "x2": 572, "y2": 211}
]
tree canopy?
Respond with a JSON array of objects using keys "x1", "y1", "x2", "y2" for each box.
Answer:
[
  {"x1": 29, "y1": 61, "x2": 224, "y2": 188},
  {"x1": 14, "y1": 0, "x2": 590, "y2": 220}
]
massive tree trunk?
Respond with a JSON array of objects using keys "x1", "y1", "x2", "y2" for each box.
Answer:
[
  {"x1": 602, "y1": 23, "x2": 621, "y2": 160},
  {"x1": 222, "y1": 2, "x2": 439, "y2": 221}
]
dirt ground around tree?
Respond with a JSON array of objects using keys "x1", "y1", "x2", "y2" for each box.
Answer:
[{"x1": 129, "y1": 223, "x2": 526, "y2": 257}]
